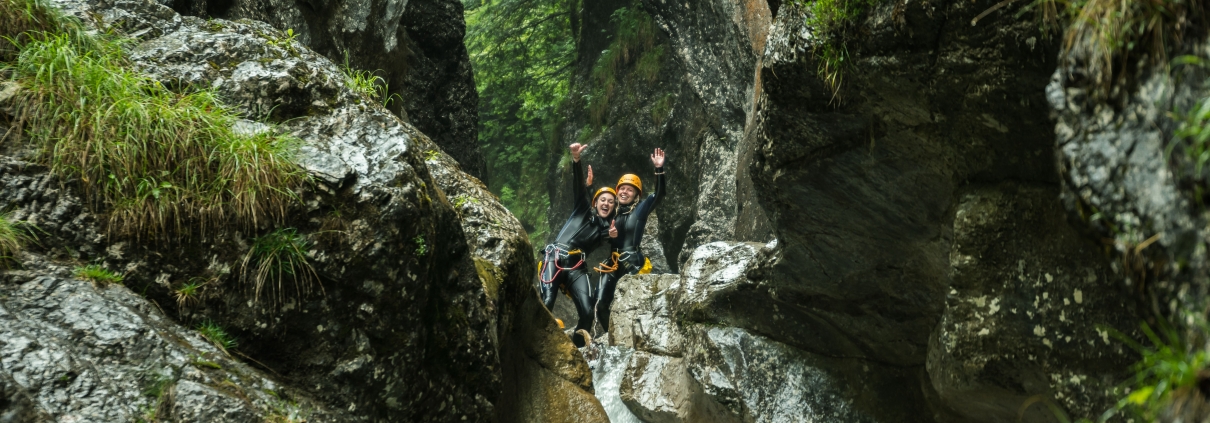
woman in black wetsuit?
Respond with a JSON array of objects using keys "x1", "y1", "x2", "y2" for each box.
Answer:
[
  {"x1": 595, "y1": 148, "x2": 666, "y2": 331},
  {"x1": 540, "y1": 143, "x2": 617, "y2": 347}
]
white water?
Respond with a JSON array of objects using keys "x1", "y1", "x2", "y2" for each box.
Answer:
[{"x1": 590, "y1": 344, "x2": 642, "y2": 423}]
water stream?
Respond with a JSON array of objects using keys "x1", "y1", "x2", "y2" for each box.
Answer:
[{"x1": 590, "y1": 344, "x2": 642, "y2": 422}]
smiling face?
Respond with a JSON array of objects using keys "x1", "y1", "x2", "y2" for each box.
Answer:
[
  {"x1": 617, "y1": 184, "x2": 639, "y2": 205},
  {"x1": 595, "y1": 193, "x2": 616, "y2": 217}
]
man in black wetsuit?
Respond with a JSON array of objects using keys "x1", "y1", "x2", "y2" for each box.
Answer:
[
  {"x1": 540, "y1": 143, "x2": 617, "y2": 347},
  {"x1": 595, "y1": 148, "x2": 666, "y2": 331}
]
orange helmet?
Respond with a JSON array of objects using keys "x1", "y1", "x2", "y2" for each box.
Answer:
[
  {"x1": 592, "y1": 187, "x2": 618, "y2": 204},
  {"x1": 616, "y1": 174, "x2": 643, "y2": 194}
]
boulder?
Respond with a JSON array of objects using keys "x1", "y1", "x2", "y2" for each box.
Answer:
[
  {"x1": 606, "y1": 241, "x2": 938, "y2": 423},
  {"x1": 930, "y1": 183, "x2": 1136, "y2": 422},
  {"x1": 0, "y1": 269, "x2": 338, "y2": 422},
  {"x1": 162, "y1": 0, "x2": 488, "y2": 180},
  {"x1": 0, "y1": 0, "x2": 603, "y2": 421}
]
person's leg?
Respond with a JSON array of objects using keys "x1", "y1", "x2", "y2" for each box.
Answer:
[
  {"x1": 568, "y1": 270, "x2": 595, "y2": 347},
  {"x1": 596, "y1": 272, "x2": 620, "y2": 331},
  {"x1": 540, "y1": 253, "x2": 561, "y2": 311}
]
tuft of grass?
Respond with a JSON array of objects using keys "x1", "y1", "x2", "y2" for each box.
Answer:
[
  {"x1": 195, "y1": 320, "x2": 238, "y2": 353},
  {"x1": 341, "y1": 51, "x2": 399, "y2": 107},
  {"x1": 174, "y1": 278, "x2": 205, "y2": 309},
  {"x1": 241, "y1": 228, "x2": 320, "y2": 307},
  {"x1": 0, "y1": 212, "x2": 29, "y2": 266},
  {"x1": 74, "y1": 264, "x2": 123, "y2": 285},
  {"x1": 788, "y1": 0, "x2": 881, "y2": 99},
  {"x1": 0, "y1": 0, "x2": 83, "y2": 63},
  {"x1": 2, "y1": 1, "x2": 305, "y2": 240},
  {"x1": 1059, "y1": 0, "x2": 1196, "y2": 97}
]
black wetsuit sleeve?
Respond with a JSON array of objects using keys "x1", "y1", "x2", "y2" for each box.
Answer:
[
  {"x1": 637, "y1": 166, "x2": 665, "y2": 217},
  {"x1": 571, "y1": 159, "x2": 588, "y2": 211}
]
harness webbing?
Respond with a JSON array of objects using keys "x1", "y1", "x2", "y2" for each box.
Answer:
[{"x1": 540, "y1": 245, "x2": 584, "y2": 284}]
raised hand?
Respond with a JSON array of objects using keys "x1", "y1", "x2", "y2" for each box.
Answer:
[
  {"x1": 570, "y1": 143, "x2": 589, "y2": 162},
  {"x1": 586, "y1": 165, "x2": 594, "y2": 187},
  {"x1": 651, "y1": 147, "x2": 666, "y2": 168},
  {"x1": 609, "y1": 219, "x2": 618, "y2": 238}
]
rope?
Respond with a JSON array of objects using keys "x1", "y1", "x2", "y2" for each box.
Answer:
[
  {"x1": 593, "y1": 251, "x2": 621, "y2": 273},
  {"x1": 539, "y1": 245, "x2": 584, "y2": 284}
]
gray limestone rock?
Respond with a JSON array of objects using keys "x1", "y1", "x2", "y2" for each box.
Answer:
[
  {"x1": 929, "y1": 183, "x2": 1136, "y2": 422},
  {"x1": 0, "y1": 0, "x2": 594, "y2": 421},
  {"x1": 607, "y1": 241, "x2": 937, "y2": 423},
  {"x1": 160, "y1": 0, "x2": 488, "y2": 180},
  {"x1": 0, "y1": 272, "x2": 338, "y2": 422}
]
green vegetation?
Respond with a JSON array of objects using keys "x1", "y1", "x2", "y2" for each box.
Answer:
[
  {"x1": 786, "y1": 0, "x2": 881, "y2": 97},
  {"x1": 587, "y1": 5, "x2": 664, "y2": 126},
  {"x1": 0, "y1": 212, "x2": 29, "y2": 266},
  {"x1": 464, "y1": 0, "x2": 576, "y2": 245},
  {"x1": 341, "y1": 51, "x2": 398, "y2": 106},
  {"x1": 651, "y1": 93, "x2": 675, "y2": 125},
  {"x1": 195, "y1": 320, "x2": 238, "y2": 353},
  {"x1": 1059, "y1": 0, "x2": 1196, "y2": 95},
  {"x1": 1108, "y1": 320, "x2": 1208, "y2": 421},
  {"x1": 453, "y1": 194, "x2": 479, "y2": 209},
  {"x1": 174, "y1": 279, "x2": 205, "y2": 308},
  {"x1": 264, "y1": 390, "x2": 312, "y2": 423},
  {"x1": 414, "y1": 235, "x2": 428, "y2": 257},
  {"x1": 136, "y1": 372, "x2": 174, "y2": 423},
  {"x1": 241, "y1": 228, "x2": 319, "y2": 306},
  {"x1": 75, "y1": 264, "x2": 123, "y2": 285},
  {"x1": 1, "y1": 0, "x2": 304, "y2": 240}
]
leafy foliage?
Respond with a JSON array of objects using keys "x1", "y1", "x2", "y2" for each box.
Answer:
[
  {"x1": 1, "y1": 2, "x2": 305, "y2": 240},
  {"x1": 75, "y1": 264, "x2": 123, "y2": 285},
  {"x1": 464, "y1": 0, "x2": 577, "y2": 246},
  {"x1": 587, "y1": 5, "x2": 664, "y2": 126}
]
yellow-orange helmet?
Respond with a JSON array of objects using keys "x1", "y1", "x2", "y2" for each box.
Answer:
[
  {"x1": 616, "y1": 174, "x2": 643, "y2": 194},
  {"x1": 592, "y1": 187, "x2": 618, "y2": 204}
]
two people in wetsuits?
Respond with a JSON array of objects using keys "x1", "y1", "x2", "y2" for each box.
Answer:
[{"x1": 539, "y1": 142, "x2": 665, "y2": 347}]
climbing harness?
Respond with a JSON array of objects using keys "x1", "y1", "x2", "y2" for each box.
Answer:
[
  {"x1": 539, "y1": 243, "x2": 584, "y2": 285},
  {"x1": 593, "y1": 251, "x2": 622, "y2": 273}
]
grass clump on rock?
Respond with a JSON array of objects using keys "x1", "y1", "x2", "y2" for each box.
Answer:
[
  {"x1": 241, "y1": 228, "x2": 319, "y2": 306},
  {"x1": 195, "y1": 320, "x2": 238, "y2": 353},
  {"x1": 75, "y1": 264, "x2": 123, "y2": 285},
  {"x1": 0, "y1": 212, "x2": 29, "y2": 266},
  {"x1": 1, "y1": 0, "x2": 304, "y2": 240}
]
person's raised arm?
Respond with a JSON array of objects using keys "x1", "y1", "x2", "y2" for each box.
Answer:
[
  {"x1": 645, "y1": 148, "x2": 666, "y2": 211},
  {"x1": 569, "y1": 143, "x2": 589, "y2": 205}
]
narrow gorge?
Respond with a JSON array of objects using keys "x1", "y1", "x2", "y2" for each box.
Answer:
[{"x1": 1, "y1": 0, "x2": 1207, "y2": 422}]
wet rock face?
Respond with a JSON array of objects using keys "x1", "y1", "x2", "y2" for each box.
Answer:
[
  {"x1": 753, "y1": 0, "x2": 1066, "y2": 366},
  {"x1": 745, "y1": 0, "x2": 1137, "y2": 420},
  {"x1": 1049, "y1": 33, "x2": 1210, "y2": 309},
  {"x1": 162, "y1": 0, "x2": 488, "y2": 181},
  {"x1": 0, "y1": 0, "x2": 545, "y2": 420},
  {"x1": 0, "y1": 270, "x2": 339, "y2": 422},
  {"x1": 931, "y1": 183, "x2": 1136, "y2": 422},
  {"x1": 607, "y1": 241, "x2": 938, "y2": 423},
  {"x1": 551, "y1": 0, "x2": 775, "y2": 272}
]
